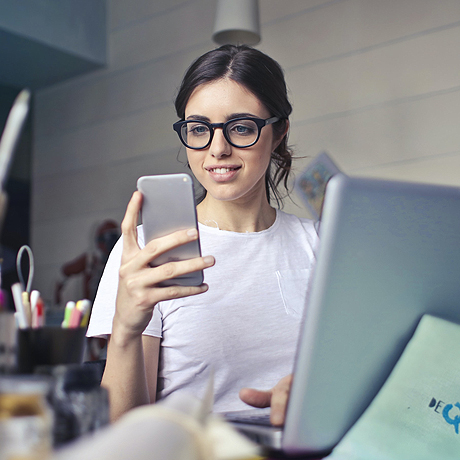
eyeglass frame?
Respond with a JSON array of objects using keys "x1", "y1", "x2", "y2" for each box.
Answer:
[{"x1": 172, "y1": 116, "x2": 280, "y2": 150}]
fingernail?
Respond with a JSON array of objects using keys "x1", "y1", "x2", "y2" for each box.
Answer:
[
  {"x1": 203, "y1": 256, "x2": 214, "y2": 264},
  {"x1": 187, "y1": 228, "x2": 198, "y2": 238}
]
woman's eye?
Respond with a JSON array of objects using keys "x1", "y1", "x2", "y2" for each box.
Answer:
[
  {"x1": 188, "y1": 124, "x2": 209, "y2": 136},
  {"x1": 229, "y1": 123, "x2": 256, "y2": 136}
]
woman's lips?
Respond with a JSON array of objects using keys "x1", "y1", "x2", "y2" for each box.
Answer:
[{"x1": 205, "y1": 165, "x2": 241, "y2": 182}]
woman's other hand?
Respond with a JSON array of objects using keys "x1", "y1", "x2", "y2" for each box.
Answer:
[{"x1": 239, "y1": 374, "x2": 293, "y2": 426}]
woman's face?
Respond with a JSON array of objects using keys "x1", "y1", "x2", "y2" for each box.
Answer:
[{"x1": 184, "y1": 79, "x2": 280, "y2": 205}]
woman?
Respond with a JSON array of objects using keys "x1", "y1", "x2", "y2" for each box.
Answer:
[{"x1": 87, "y1": 45, "x2": 318, "y2": 424}]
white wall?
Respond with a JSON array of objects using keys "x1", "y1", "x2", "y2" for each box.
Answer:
[{"x1": 31, "y1": 0, "x2": 460, "y2": 305}]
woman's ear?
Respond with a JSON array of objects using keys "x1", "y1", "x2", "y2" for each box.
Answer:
[{"x1": 272, "y1": 119, "x2": 290, "y2": 151}]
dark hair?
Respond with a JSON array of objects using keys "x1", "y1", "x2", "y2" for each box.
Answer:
[{"x1": 174, "y1": 44, "x2": 293, "y2": 206}]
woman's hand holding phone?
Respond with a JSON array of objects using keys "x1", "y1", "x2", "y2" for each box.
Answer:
[{"x1": 112, "y1": 191, "x2": 214, "y2": 342}]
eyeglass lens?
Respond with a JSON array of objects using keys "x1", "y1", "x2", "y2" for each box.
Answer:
[{"x1": 180, "y1": 119, "x2": 260, "y2": 149}]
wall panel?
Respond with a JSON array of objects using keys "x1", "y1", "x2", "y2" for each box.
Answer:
[{"x1": 31, "y1": 0, "x2": 460, "y2": 304}]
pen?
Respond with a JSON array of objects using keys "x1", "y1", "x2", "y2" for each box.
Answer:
[
  {"x1": 21, "y1": 291, "x2": 32, "y2": 327},
  {"x1": 62, "y1": 301, "x2": 75, "y2": 328},
  {"x1": 69, "y1": 302, "x2": 82, "y2": 328},
  {"x1": 77, "y1": 299, "x2": 91, "y2": 327},
  {"x1": 32, "y1": 297, "x2": 44, "y2": 328},
  {"x1": 36, "y1": 297, "x2": 44, "y2": 327},
  {"x1": 30, "y1": 290, "x2": 39, "y2": 311},
  {"x1": 30, "y1": 290, "x2": 44, "y2": 328},
  {"x1": 11, "y1": 282, "x2": 30, "y2": 329}
]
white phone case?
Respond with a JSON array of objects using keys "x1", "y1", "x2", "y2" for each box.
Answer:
[{"x1": 137, "y1": 173, "x2": 203, "y2": 286}]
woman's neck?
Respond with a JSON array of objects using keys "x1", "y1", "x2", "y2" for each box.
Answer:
[{"x1": 197, "y1": 195, "x2": 277, "y2": 233}]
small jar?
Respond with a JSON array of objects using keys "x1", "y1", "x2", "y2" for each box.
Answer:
[{"x1": 0, "y1": 376, "x2": 53, "y2": 460}]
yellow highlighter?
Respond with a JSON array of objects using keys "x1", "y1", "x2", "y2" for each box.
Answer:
[{"x1": 77, "y1": 299, "x2": 92, "y2": 327}]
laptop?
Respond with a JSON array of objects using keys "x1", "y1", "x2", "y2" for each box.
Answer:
[{"x1": 225, "y1": 173, "x2": 460, "y2": 456}]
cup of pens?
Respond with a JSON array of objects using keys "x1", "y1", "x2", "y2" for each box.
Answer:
[
  {"x1": 12, "y1": 246, "x2": 91, "y2": 374},
  {"x1": 17, "y1": 326, "x2": 87, "y2": 374},
  {"x1": 13, "y1": 291, "x2": 91, "y2": 374}
]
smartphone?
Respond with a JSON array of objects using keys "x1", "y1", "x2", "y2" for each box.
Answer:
[{"x1": 137, "y1": 173, "x2": 203, "y2": 287}]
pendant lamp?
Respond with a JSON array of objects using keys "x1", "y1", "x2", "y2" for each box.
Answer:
[{"x1": 212, "y1": 0, "x2": 261, "y2": 46}]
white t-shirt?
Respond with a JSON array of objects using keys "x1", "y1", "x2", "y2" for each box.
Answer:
[{"x1": 87, "y1": 210, "x2": 318, "y2": 412}]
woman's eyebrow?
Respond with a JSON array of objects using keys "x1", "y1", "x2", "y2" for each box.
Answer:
[
  {"x1": 185, "y1": 112, "x2": 259, "y2": 122},
  {"x1": 185, "y1": 114, "x2": 210, "y2": 121},
  {"x1": 228, "y1": 112, "x2": 258, "y2": 119}
]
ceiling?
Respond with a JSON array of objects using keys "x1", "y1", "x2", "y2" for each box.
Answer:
[
  {"x1": 0, "y1": 28, "x2": 105, "y2": 91},
  {"x1": 0, "y1": 0, "x2": 106, "y2": 91}
]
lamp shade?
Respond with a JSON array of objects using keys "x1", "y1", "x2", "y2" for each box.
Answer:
[{"x1": 212, "y1": 0, "x2": 260, "y2": 46}]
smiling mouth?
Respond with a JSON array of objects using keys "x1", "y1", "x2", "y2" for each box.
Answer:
[{"x1": 207, "y1": 167, "x2": 241, "y2": 174}]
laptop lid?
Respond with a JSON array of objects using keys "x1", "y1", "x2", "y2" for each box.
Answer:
[{"x1": 281, "y1": 174, "x2": 460, "y2": 454}]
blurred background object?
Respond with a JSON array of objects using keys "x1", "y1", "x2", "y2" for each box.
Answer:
[
  {"x1": 53, "y1": 219, "x2": 119, "y2": 361},
  {"x1": 0, "y1": 89, "x2": 30, "y2": 311},
  {"x1": 212, "y1": 0, "x2": 260, "y2": 45},
  {"x1": 54, "y1": 219, "x2": 119, "y2": 307}
]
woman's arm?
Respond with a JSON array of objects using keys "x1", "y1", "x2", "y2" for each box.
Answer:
[
  {"x1": 100, "y1": 191, "x2": 214, "y2": 421},
  {"x1": 101, "y1": 334, "x2": 160, "y2": 421},
  {"x1": 143, "y1": 335, "x2": 161, "y2": 403}
]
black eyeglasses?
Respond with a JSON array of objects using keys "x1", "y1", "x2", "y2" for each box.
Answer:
[{"x1": 173, "y1": 116, "x2": 280, "y2": 150}]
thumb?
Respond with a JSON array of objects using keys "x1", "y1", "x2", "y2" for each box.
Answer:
[
  {"x1": 239, "y1": 387, "x2": 272, "y2": 408},
  {"x1": 120, "y1": 191, "x2": 142, "y2": 260}
]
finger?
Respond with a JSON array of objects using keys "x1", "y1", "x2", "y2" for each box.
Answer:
[
  {"x1": 134, "y1": 227, "x2": 201, "y2": 270},
  {"x1": 239, "y1": 388, "x2": 272, "y2": 408},
  {"x1": 270, "y1": 375, "x2": 293, "y2": 426},
  {"x1": 121, "y1": 191, "x2": 143, "y2": 258},
  {"x1": 119, "y1": 252, "x2": 214, "y2": 296},
  {"x1": 148, "y1": 283, "x2": 210, "y2": 305},
  {"x1": 137, "y1": 255, "x2": 215, "y2": 287},
  {"x1": 270, "y1": 390, "x2": 289, "y2": 426},
  {"x1": 123, "y1": 255, "x2": 214, "y2": 306}
]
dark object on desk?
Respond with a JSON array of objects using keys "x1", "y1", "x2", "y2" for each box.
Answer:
[
  {"x1": 49, "y1": 364, "x2": 109, "y2": 446},
  {"x1": 265, "y1": 452, "x2": 326, "y2": 460},
  {"x1": 82, "y1": 359, "x2": 106, "y2": 384},
  {"x1": 17, "y1": 327, "x2": 86, "y2": 374}
]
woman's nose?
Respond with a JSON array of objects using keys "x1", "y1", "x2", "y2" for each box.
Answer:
[{"x1": 209, "y1": 128, "x2": 231, "y2": 158}]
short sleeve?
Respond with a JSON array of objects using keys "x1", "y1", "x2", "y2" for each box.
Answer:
[{"x1": 86, "y1": 226, "x2": 163, "y2": 339}]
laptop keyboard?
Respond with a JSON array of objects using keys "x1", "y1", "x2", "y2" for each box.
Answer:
[{"x1": 222, "y1": 408, "x2": 273, "y2": 426}]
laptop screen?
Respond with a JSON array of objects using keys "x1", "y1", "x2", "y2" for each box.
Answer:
[{"x1": 283, "y1": 174, "x2": 460, "y2": 454}]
